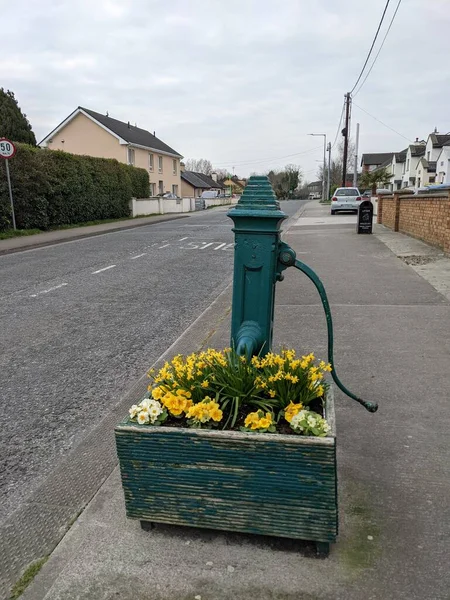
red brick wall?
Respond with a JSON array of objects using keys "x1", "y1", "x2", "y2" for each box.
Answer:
[
  {"x1": 379, "y1": 192, "x2": 450, "y2": 253},
  {"x1": 398, "y1": 196, "x2": 449, "y2": 250},
  {"x1": 381, "y1": 198, "x2": 396, "y2": 229}
]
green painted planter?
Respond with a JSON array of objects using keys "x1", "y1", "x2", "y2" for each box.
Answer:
[{"x1": 115, "y1": 388, "x2": 337, "y2": 555}]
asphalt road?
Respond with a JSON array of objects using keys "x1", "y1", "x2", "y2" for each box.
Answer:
[{"x1": 0, "y1": 201, "x2": 303, "y2": 523}]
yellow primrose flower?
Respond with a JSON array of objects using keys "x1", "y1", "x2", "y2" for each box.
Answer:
[
  {"x1": 151, "y1": 387, "x2": 164, "y2": 400},
  {"x1": 268, "y1": 389, "x2": 276, "y2": 398},
  {"x1": 209, "y1": 407, "x2": 223, "y2": 422},
  {"x1": 284, "y1": 402, "x2": 303, "y2": 423},
  {"x1": 201, "y1": 380, "x2": 209, "y2": 388}
]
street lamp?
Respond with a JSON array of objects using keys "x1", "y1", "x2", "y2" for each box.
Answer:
[{"x1": 308, "y1": 133, "x2": 327, "y2": 202}]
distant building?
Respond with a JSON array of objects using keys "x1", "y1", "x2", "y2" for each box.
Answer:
[
  {"x1": 361, "y1": 153, "x2": 395, "y2": 173},
  {"x1": 39, "y1": 106, "x2": 183, "y2": 197},
  {"x1": 181, "y1": 170, "x2": 225, "y2": 198}
]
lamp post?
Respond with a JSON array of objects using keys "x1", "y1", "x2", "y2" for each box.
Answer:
[{"x1": 308, "y1": 133, "x2": 327, "y2": 201}]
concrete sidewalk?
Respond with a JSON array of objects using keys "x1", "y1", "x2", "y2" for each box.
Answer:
[
  {"x1": 21, "y1": 203, "x2": 450, "y2": 599},
  {"x1": 0, "y1": 213, "x2": 191, "y2": 255}
]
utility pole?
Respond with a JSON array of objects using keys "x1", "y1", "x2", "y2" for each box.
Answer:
[
  {"x1": 327, "y1": 142, "x2": 331, "y2": 200},
  {"x1": 342, "y1": 92, "x2": 351, "y2": 187},
  {"x1": 353, "y1": 122, "x2": 360, "y2": 188}
]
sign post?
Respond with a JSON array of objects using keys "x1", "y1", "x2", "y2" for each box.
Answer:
[
  {"x1": 0, "y1": 138, "x2": 17, "y2": 230},
  {"x1": 356, "y1": 199, "x2": 373, "y2": 235}
]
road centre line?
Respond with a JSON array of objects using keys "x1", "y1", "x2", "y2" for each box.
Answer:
[
  {"x1": 30, "y1": 283, "x2": 68, "y2": 298},
  {"x1": 91, "y1": 265, "x2": 116, "y2": 274},
  {"x1": 158, "y1": 244, "x2": 170, "y2": 248},
  {"x1": 130, "y1": 253, "x2": 147, "y2": 259},
  {"x1": 179, "y1": 237, "x2": 188, "y2": 241}
]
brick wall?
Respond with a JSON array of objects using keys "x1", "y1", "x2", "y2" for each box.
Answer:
[
  {"x1": 380, "y1": 198, "x2": 396, "y2": 229},
  {"x1": 378, "y1": 192, "x2": 450, "y2": 253}
]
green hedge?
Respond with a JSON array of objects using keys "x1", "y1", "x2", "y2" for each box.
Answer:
[{"x1": 0, "y1": 145, "x2": 149, "y2": 230}]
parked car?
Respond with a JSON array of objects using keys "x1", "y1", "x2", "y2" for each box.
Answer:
[
  {"x1": 330, "y1": 187, "x2": 361, "y2": 214},
  {"x1": 158, "y1": 192, "x2": 178, "y2": 199},
  {"x1": 361, "y1": 190, "x2": 372, "y2": 198}
]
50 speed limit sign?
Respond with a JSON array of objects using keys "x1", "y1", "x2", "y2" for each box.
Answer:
[{"x1": 0, "y1": 138, "x2": 16, "y2": 159}]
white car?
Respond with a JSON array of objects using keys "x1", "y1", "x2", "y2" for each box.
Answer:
[{"x1": 331, "y1": 187, "x2": 361, "y2": 214}]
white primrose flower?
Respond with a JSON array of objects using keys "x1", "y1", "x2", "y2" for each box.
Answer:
[
  {"x1": 129, "y1": 404, "x2": 140, "y2": 418},
  {"x1": 140, "y1": 399, "x2": 151, "y2": 410},
  {"x1": 137, "y1": 410, "x2": 150, "y2": 425},
  {"x1": 307, "y1": 415, "x2": 317, "y2": 427},
  {"x1": 290, "y1": 412, "x2": 303, "y2": 431},
  {"x1": 149, "y1": 403, "x2": 163, "y2": 423}
]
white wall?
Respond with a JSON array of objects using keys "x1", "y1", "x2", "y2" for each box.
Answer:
[
  {"x1": 130, "y1": 196, "x2": 234, "y2": 217},
  {"x1": 436, "y1": 147, "x2": 450, "y2": 183}
]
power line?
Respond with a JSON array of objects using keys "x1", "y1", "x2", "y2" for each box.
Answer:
[
  {"x1": 353, "y1": 0, "x2": 402, "y2": 97},
  {"x1": 213, "y1": 145, "x2": 323, "y2": 168},
  {"x1": 350, "y1": 0, "x2": 392, "y2": 94},
  {"x1": 352, "y1": 102, "x2": 413, "y2": 142}
]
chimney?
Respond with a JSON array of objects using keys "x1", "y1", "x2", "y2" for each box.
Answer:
[
  {"x1": 211, "y1": 171, "x2": 218, "y2": 182},
  {"x1": 180, "y1": 161, "x2": 185, "y2": 173},
  {"x1": 415, "y1": 137, "x2": 419, "y2": 142},
  {"x1": 434, "y1": 127, "x2": 438, "y2": 133},
  {"x1": 153, "y1": 131, "x2": 155, "y2": 136},
  {"x1": 127, "y1": 121, "x2": 130, "y2": 129}
]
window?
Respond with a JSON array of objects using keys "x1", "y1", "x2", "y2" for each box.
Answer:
[
  {"x1": 441, "y1": 161, "x2": 444, "y2": 166},
  {"x1": 429, "y1": 177, "x2": 435, "y2": 183},
  {"x1": 427, "y1": 152, "x2": 430, "y2": 160},
  {"x1": 149, "y1": 153, "x2": 154, "y2": 171},
  {"x1": 158, "y1": 180, "x2": 164, "y2": 194},
  {"x1": 335, "y1": 189, "x2": 358, "y2": 196},
  {"x1": 127, "y1": 148, "x2": 135, "y2": 166},
  {"x1": 172, "y1": 184, "x2": 178, "y2": 196},
  {"x1": 158, "y1": 156, "x2": 163, "y2": 173},
  {"x1": 406, "y1": 159, "x2": 410, "y2": 171},
  {"x1": 150, "y1": 183, "x2": 156, "y2": 196},
  {"x1": 172, "y1": 159, "x2": 177, "y2": 175}
]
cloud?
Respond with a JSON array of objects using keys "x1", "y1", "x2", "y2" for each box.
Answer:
[{"x1": 1, "y1": 0, "x2": 449, "y2": 177}]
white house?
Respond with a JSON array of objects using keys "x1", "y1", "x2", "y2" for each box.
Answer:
[
  {"x1": 401, "y1": 141, "x2": 426, "y2": 188},
  {"x1": 436, "y1": 145, "x2": 450, "y2": 184},
  {"x1": 424, "y1": 130, "x2": 450, "y2": 163},
  {"x1": 382, "y1": 150, "x2": 407, "y2": 191},
  {"x1": 414, "y1": 158, "x2": 437, "y2": 190}
]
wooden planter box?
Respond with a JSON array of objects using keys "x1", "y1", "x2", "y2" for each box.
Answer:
[{"x1": 115, "y1": 388, "x2": 337, "y2": 555}]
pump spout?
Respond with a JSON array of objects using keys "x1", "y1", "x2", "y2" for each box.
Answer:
[{"x1": 234, "y1": 321, "x2": 264, "y2": 360}]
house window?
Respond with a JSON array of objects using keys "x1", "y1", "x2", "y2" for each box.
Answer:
[
  {"x1": 128, "y1": 148, "x2": 135, "y2": 166},
  {"x1": 158, "y1": 156, "x2": 163, "y2": 173},
  {"x1": 158, "y1": 180, "x2": 164, "y2": 194},
  {"x1": 149, "y1": 153, "x2": 154, "y2": 171},
  {"x1": 172, "y1": 159, "x2": 177, "y2": 175},
  {"x1": 441, "y1": 161, "x2": 444, "y2": 166},
  {"x1": 406, "y1": 159, "x2": 410, "y2": 171},
  {"x1": 172, "y1": 184, "x2": 178, "y2": 196},
  {"x1": 429, "y1": 177, "x2": 435, "y2": 183},
  {"x1": 150, "y1": 183, "x2": 156, "y2": 196}
]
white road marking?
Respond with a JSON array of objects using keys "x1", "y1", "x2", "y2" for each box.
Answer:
[
  {"x1": 199, "y1": 242, "x2": 214, "y2": 250},
  {"x1": 158, "y1": 244, "x2": 170, "y2": 248},
  {"x1": 214, "y1": 243, "x2": 226, "y2": 250},
  {"x1": 130, "y1": 253, "x2": 147, "y2": 260},
  {"x1": 30, "y1": 283, "x2": 68, "y2": 298},
  {"x1": 92, "y1": 265, "x2": 116, "y2": 274},
  {"x1": 179, "y1": 237, "x2": 188, "y2": 241}
]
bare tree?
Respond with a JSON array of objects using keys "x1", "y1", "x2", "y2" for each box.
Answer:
[
  {"x1": 267, "y1": 165, "x2": 302, "y2": 199},
  {"x1": 184, "y1": 158, "x2": 213, "y2": 175}
]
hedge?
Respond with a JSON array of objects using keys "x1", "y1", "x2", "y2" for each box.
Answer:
[{"x1": 0, "y1": 144, "x2": 150, "y2": 230}]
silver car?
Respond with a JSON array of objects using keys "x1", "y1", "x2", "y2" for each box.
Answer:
[{"x1": 331, "y1": 187, "x2": 361, "y2": 214}]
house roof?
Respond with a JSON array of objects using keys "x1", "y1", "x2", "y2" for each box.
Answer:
[
  {"x1": 39, "y1": 106, "x2": 182, "y2": 157},
  {"x1": 409, "y1": 144, "x2": 426, "y2": 157},
  {"x1": 395, "y1": 150, "x2": 407, "y2": 163},
  {"x1": 181, "y1": 171, "x2": 210, "y2": 189},
  {"x1": 429, "y1": 133, "x2": 450, "y2": 148},
  {"x1": 361, "y1": 152, "x2": 394, "y2": 166},
  {"x1": 191, "y1": 172, "x2": 225, "y2": 189},
  {"x1": 417, "y1": 158, "x2": 437, "y2": 173}
]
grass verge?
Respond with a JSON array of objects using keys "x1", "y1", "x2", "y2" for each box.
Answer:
[
  {"x1": 0, "y1": 214, "x2": 160, "y2": 240},
  {"x1": 9, "y1": 557, "x2": 48, "y2": 599}
]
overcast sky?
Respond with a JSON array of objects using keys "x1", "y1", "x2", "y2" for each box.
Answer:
[{"x1": 1, "y1": 0, "x2": 449, "y2": 179}]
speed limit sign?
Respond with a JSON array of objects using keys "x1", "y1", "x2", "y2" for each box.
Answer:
[
  {"x1": 0, "y1": 138, "x2": 16, "y2": 159},
  {"x1": 0, "y1": 138, "x2": 17, "y2": 229}
]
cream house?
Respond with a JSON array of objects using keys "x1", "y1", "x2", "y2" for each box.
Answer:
[{"x1": 39, "y1": 107, "x2": 183, "y2": 197}]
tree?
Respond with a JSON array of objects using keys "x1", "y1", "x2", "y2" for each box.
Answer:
[
  {"x1": 184, "y1": 158, "x2": 213, "y2": 175},
  {"x1": 0, "y1": 89, "x2": 36, "y2": 145},
  {"x1": 359, "y1": 167, "x2": 391, "y2": 195},
  {"x1": 267, "y1": 164, "x2": 302, "y2": 199}
]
